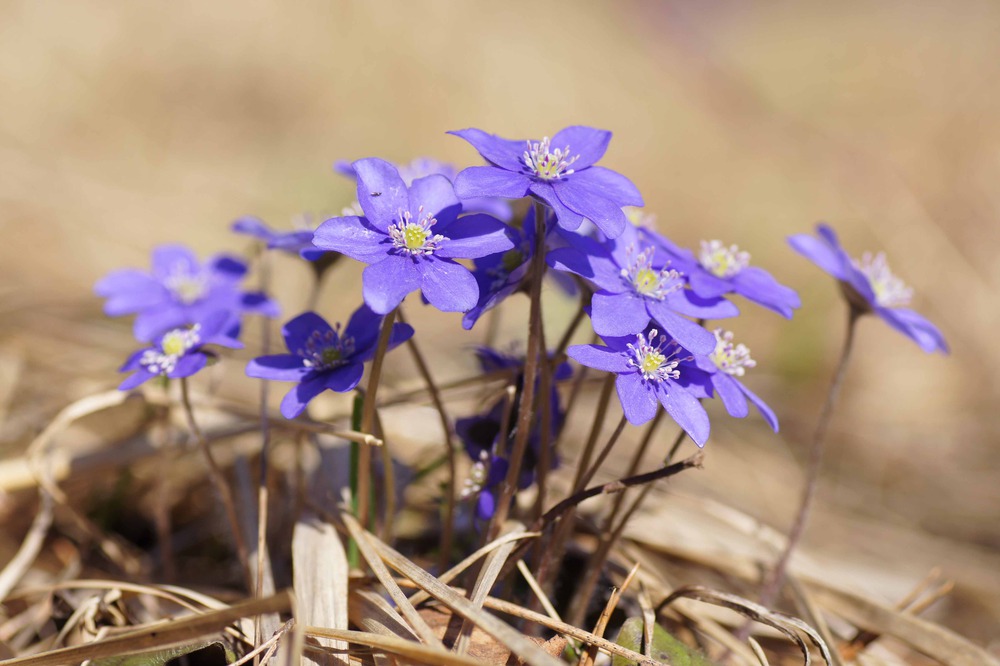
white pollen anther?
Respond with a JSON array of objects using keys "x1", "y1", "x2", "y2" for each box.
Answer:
[
  {"x1": 699, "y1": 240, "x2": 750, "y2": 278},
  {"x1": 140, "y1": 325, "x2": 202, "y2": 375},
  {"x1": 388, "y1": 206, "x2": 445, "y2": 256},
  {"x1": 626, "y1": 329, "x2": 682, "y2": 383},
  {"x1": 523, "y1": 137, "x2": 579, "y2": 180},
  {"x1": 853, "y1": 251, "x2": 913, "y2": 308},
  {"x1": 620, "y1": 244, "x2": 684, "y2": 300},
  {"x1": 709, "y1": 329, "x2": 755, "y2": 377},
  {"x1": 298, "y1": 324, "x2": 356, "y2": 371}
]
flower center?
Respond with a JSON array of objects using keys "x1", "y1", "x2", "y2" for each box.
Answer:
[
  {"x1": 299, "y1": 325, "x2": 356, "y2": 371},
  {"x1": 620, "y1": 245, "x2": 683, "y2": 300},
  {"x1": 626, "y1": 330, "x2": 681, "y2": 383},
  {"x1": 699, "y1": 240, "x2": 750, "y2": 278},
  {"x1": 852, "y1": 251, "x2": 912, "y2": 308},
  {"x1": 709, "y1": 329, "x2": 756, "y2": 377},
  {"x1": 388, "y1": 207, "x2": 445, "y2": 256},
  {"x1": 164, "y1": 266, "x2": 209, "y2": 305},
  {"x1": 523, "y1": 137, "x2": 579, "y2": 180},
  {"x1": 140, "y1": 325, "x2": 201, "y2": 375}
]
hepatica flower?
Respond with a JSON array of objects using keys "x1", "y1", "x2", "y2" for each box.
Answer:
[
  {"x1": 788, "y1": 223, "x2": 947, "y2": 353},
  {"x1": 450, "y1": 126, "x2": 643, "y2": 238},
  {"x1": 232, "y1": 216, "x2": 326, "y2": 261},
  {"x1": 312, "y1": 158, "x2": 514, "y2": 315},
  {"x1": 246, "y1": 306, "x2": 413, "y2": 418},
  {"x1": 118, "y1": 313, "x2": 242, "y2": 390},
  {"x1": 548, "y1": 225, "x2": 731, "y2": 355},
  {"x1": 568, "y1": 329, "x2": 710, "y2": 445},
  {"x1": 642, "y1": 229, "x2": 801, "y2": 319},
  {"x1": 95, "y1": 245, "x2": 279, "y2": 341}
]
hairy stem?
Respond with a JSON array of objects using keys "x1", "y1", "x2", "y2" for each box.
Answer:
[{"x1": 357, "y1": 308, "x2": 397, "y2": 533}]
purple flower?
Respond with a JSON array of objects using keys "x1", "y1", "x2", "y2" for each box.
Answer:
[
  {"x1": 246, "y1": 306, "x2": 413, "y2": 418},
  {"x1": 568, "y1": 329, "x2": 711, "y2": 445},
  {"x1": 335, "y1": 157, "x2": 512, "y2": 222},
  {"x1": 547, "y1": 224, "x2": 732, "y2": 355},
  {"x1": 449, "y1": 126, "x2": 643, "y2": 238},
  {"x1": 118, "y1": 313, "x2": 242, "y2": 390},
  {"x1": 312, "y1": 158, "x2": 514, "y2": 315},
  {"x1": 95, "y1": 244, "x2": 280, "y2": 342},
  {"x1": 641, "y1": 230, "x2": 801, "y2": 319},
  {"x1": 788, "y1": 223, "x2": 947, "y2": 353},
  {"x1": 232, "y1": 216, "x2": 326, "y2": 261},
  {"x1": 685, "y1": 329, "x2": 778, "y2": 431}
]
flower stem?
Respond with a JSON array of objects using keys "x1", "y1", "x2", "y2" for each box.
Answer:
[
  {"x1": 486, "y1": 201, "x2": 548, "y2": 541},
  {"x1": 356, "y1": 307, "x2": 397, "y2": 534},
  {"x1": 179, "y1": 377, "x2": 252, "y2": 591},
  {"x1": 758, "y1": 306, "x2": 861, "y2": 609}
]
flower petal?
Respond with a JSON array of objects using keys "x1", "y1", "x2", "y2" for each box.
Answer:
[
  {"x1": 312, "y1": 216, "x2": 389, "y2": 264},
  {"x1": 566, "y1": 165, "x2": 643, "y2": 206},
  {"x1": 279, "y1": 373, "x2": 330, "y2": 419},
  {"x1": 567, "y1": 344, "x2": 630, "y2": 373},
  {"x1": 665, "y1": 290, "x2": 740, "y2": 319},
  {"x1": 616, "y1": 373, "x2": 658, "y2": 426},
  {"x1": 343, "y1": 304, "x2": 382, "y2": 352},
  {"x1": 788, "y1": 227, "x2": 849, "y2": 280},
  {"x1": 408, "y1": 174, "x2": 461, "y2": 228},
  {"x1": 280, "y1": 312, "x2": 335, "y2": 352},
  {"x1": 95, "y1": 269, "x2": 169, "y2": 316},
  {"x1": 119, "y1": 369, "x2": 156, "y2": 391},
  {"x1": 530, "y1": 182, "x2": 585, "y2": 230},
  {"x1": 686, "y1": 269, "x2": 732, "y2": 299},
  {"x1": 168, "y1": 353, "x2": 209, "y2": 379},
  {"x1": 552, "y1": 180, "x2": 627, "y2": 238},
  {"x1": 658, "y1": 382, "x2": 710, "y2": 447},
  {"x1": 246, "y1": 354, "x2": 310, "y2": 382},
  {"x1": 735, "y1": 381, "x2": 780, "y2": 432},
  {"x1": 731, "y1": 267, "x2": 801, "y2": 318},
  {"x1": 362, "y1": 256, "x2": 422, "y2": 314},
  {"x1": 645, "y1": 302, "x2": 716, "y2": 355},
  {"x1": 551, "y1": 126, "x2": 612, "y2": 171},
  {"x1": 877, "y1": 307, "x2": 949, "y2": 354},
  {"x1": 448, "y1": 128, "x2": 527, "y2": 171},
  {"x1": 454, "y1": 166, "x2": 531, "y2": 200},
  {"x1": 352, "y1": 158, "x2": 409, "y2": 231},
  {"x1": 151, "y1": 245, "x2": 199, "y2": 281},
  {"x1": 323, "y1": 362, "x2": 365, "y2": 393},
  {"x1": 420, "y1": 260, "x2": 479, "y2": 313},
  {"x1": 711, "y1": 373, "x2": 749, "y2": 418},
  {"x1": 436, "y1": 214, "x2": 514, "y2": 259},
  {"x1": 591, "y1": 292, "x2": 651, "y2": 336}
]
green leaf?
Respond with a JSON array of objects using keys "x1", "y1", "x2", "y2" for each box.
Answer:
[{"x1": 613, "y1": 617, "x2": 720, "y2": 666}]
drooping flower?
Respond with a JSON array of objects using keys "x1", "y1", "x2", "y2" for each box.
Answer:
[
  {"x1": 95, "y1": 244, "x2": 279, "y2": 342},
  {"x1": 245, "y1": 306, "x2": 413, "y2": 418},
  {"x1": 335, "y1": 157, "x2": 512, "y2": 221},
  {"x1": 640, "y1": 229, "x2": 801, "y2": 318},
  {"x1": 568, "y1": 329, "x2": 711, "y2": 445},
  {"x1": 231, "y1": 216, "x2": 327, "y2": 261},
  {"x1": 311, "y1": 158, "x2": 514, "y2": 315},
  {"x1": 118, "y1": 313, "x2": 242, "y2": 390},
  {"x1": 685, "y1": 329, "x2": 778, "y2": 431},
  {"x1": 787, "y1": 223, "x2": 947, "y2": 353},
  {"x1": 449, "y1": 126, "x2": 643, "y2": 238},
  {"x1": 547, "y1": 224, "x2": 732, "y2": 355}
]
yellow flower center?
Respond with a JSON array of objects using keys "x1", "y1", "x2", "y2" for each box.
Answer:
[
  {"x1": 403, "y1": 224, "x2": 430, "y2": 251},
  {"x1": 161, "y1": 331, "x2": 187, "y2": 357},
  {"x1": 641, "y1": 349, "x2": 666, "y2": 375},
  {"x1": 633, "y1": 267, "x2": 660, "y2": 295}
]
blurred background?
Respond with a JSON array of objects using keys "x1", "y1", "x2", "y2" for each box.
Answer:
[{"x1": 1, "y1": 0, "x2": 998, "y2": 646}]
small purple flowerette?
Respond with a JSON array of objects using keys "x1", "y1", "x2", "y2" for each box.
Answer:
[
  {"x1": 449, "y1": 126, "x2": 643, "y2": 239},
  {"x1": 118, "y1": 312, "x2": 242, "y2": 390},
  {"x1": 95, "y1": 244, "x2": 279, "y2": 342},
  {"x1": 788, "y1": 223, "x2": 947, "y2": 353},
  {"x1": 231, "y1": 216, "x2": 326, "y2": 261},
  {"x1": 312, "y1": 158, "x2": 514, "y2": 315},
  {"x1": 246, "y1": 306, "x2": 413, "y2": 419},
  {"x1": 547, "y1": 224, "x2": 731, "y2": 355}
]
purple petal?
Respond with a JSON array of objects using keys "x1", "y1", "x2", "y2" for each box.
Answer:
[
  {"x1": 281, "y1": 311, "x2": 335, "y2": 352},
  {"x1": 730, "y1": 267, "x2": 801, "y2": 318},
  {"x1": 552, "y1": 180, "x2": 627, "y2": 238},
  {"x1": 551, "y1": 126, "x2": 612, "y2": 171},
  {"x1": 95, "y1": 270, "x2": 169, "y2": 316},
  {"x1": 208, "y1": 254, "x2": 248, "y2": 280},
  {"x1": 664, "y1": 290, "x2": 739, "y2": 319},
  {"x1": 645, "y1": 302, "x2": 716, "y2": 355},
  {"x1": 687, "y1": 269, "x2": 732, "y2": 299},
  {"x1": 323, "y1": 362, "x2": 365, "y2": 393},
  {"x1": 240, "y1": 292, "x2": 280, "y2": 318},
  {"x1": 566, "y1": 166, "x2": 643, "y2": 207},
  {"x1": 408, "y1": 174, "x2": 461, "y2": 228},
  {"x1": 448, "y1": 128, "x2": 526, "y2": 172},
  {"x1": 735, "y1": 381, "x2": 780, "y2": 432},
  {"x1": 436, "y1": 214, "x2": 514, "y2": 259},
  {"x1": 151, "y1": 245, "x2": 199, "y2": 281},
  {"x1": 420, "y1": 260, "x2": 479, "y2": 313},
  {"x1": 231, "y1": 216, "x2": 275, "y2": 242},
  {"x1": 343, "y1": 304, "x2": 383, "y2": 352},
  {"x1": 454, "y1": 166, "x2": 531, "y2": 200},
  {"x1": 352, "y1": 158, "x2": 408, "y2": 230},
  {"x1": 567, "y1": 344, "x2": 630, "y2": 373},
  {"x1": 788, "y1": 228, "x2": 848, "y2": 280},
  {"x1": 530, "y1": 182, "x2": 585, "y2": 230},
  {"x1": 711, "y1": 373, "x2": 749, "y2": 418},
  {"x1": 362, "y1": 256, "x2": 422, "y2": 314},
  {"x1": 246, "y1": 354, "x2": 310, "y2": 382},
  {"x1": 547, "y1": 246, "x2": 622, "y2": 292},
  {"x1": 616, "y1": 373, "x2": 658, "y2": 426},
  {"x1": 877, "y1": 307, "x2": 949, "y2": 354},
  {"x1": 312, "y1": 216, "x2": 389, "y2": 264},
  {"x1": 591, "y1": 292, "x2": 651, "y2": 336},
  {"x1": 119, "y1": 369, "x2": 155, "y2": 391},
  {"x1": 168, "y1": 353, "x2": 209, "y2": 379},
  {"x1": 134, "y1": 309, "x2": 188, "y2": 343},
  {"x1": 279, "y1": 373, "x2": 329, "y2": 419},
  {"x1": 658, "y1": 382, "x2": 710, "y2": 447}
]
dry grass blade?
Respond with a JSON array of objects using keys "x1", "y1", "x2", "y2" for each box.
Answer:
[
  {"x1": 657, "y1": 585, "x2": 832, "y2": 666},
  {"x1": 367, "y1": 537, "x2": 562, "y2": 666},
  {"x1": 454, "y1": 523, "x2": 524, "y2": 655},
  {"x1": 349, "y1": 589, "x2": 419, "y2": 640},
  {"x1": 294, "y1": 513, "x2": 350, "y2": 665},
  {"x1": 0, "y1": 590, "x2": 293, "y2": 666},
  {"x1": 340, "y1": 511, "x2": 445, "y2": 649},
  {"x1": 580, "y1": 562, "x2": 640, "y2": 666},
  {"x1": 747, "y1": 637, "x2": 770, "y2": 666},
  {"x1": 806, "y1": 579, "x2": 996, "y2": 666},
  {"x1": 517, "y1": 560, "x2": 562, "y2": 623},
  {"x1": 304, "y1": 626, "x2": 484, "y2": 666},
  {"x1": 0, "y1": 489, "x2": 52, "y2": 602}
]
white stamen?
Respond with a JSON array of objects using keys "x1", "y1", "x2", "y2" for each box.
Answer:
[
  {"x1": 620, "y1": 244, "x2": 684, "y2": 300},
  {"x1": 298, "y1": 323, "x2": 356, "y2": 371},
  {"x1": 164, "y1": 264, "x2": 209, "y2": 305},
  {"x1": 853, "y1": 251, "x2": 913, "y2": 308},
  {"x1": 387, "y1": 206, "x2": 445, "y2": 256},
  {"x1": 523, "y1": 137, "x2": 579, "y2": 180},
  {"x1": 699, "y1": 240, "x2": 750, "y2": 279},
  {"x1": 140, "y1": 325, "x2": 202, "y2": 375},
  {"x1": 625, "y1": 329, "x2": 682, "y2": 383},
  {"x1": 709, "y1": 329, "x2": 756, "y2": 377}
]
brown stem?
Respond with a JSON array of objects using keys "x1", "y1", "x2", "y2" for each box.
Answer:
[
  {"x1": 254, "y1": 250, "x2": 273, "y2": 654},
  {"x1": 357, "y1": 308, "x2": 397, "y2": 532}
]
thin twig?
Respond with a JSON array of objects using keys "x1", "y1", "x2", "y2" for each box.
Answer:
[{"x1": 579, "y1": 562, "x2": 640, "y2": 666}]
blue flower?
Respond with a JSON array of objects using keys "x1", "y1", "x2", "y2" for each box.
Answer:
[
  {"x1": 640, "y1": 229, "x2": 801, "y2": 319},
  {"x1": 449, "y1": 126, "x2": 643, "y2": 238},
  {"x1": 118, "y1": 313, "x2": 242, "y2": 390},
  {"x1": 547, "y1": 224, "x2": 731, "y2": 355},
  {"x1": 231, "y1": 216, "x2": 326, "y2": 261},
  {"x1": 95, "y1": 244, "x2": 279, "y2": 342},
  {"x1": 311, "y1": 158, "x2": 514, "y2": 315},
  {"x1": 568, "y1": 329, "x2": 711, "y2": 445},
  {"x1": 788, "y1": 223, "x2": 947, "y2": 353},
  {"x1": 246, "y1": 306, "x2": 413, "y2": 418}
]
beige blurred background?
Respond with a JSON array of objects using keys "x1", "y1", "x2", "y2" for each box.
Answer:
[{"x1": 1, "y1": 0, "x2": 999, "y2": 641}]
